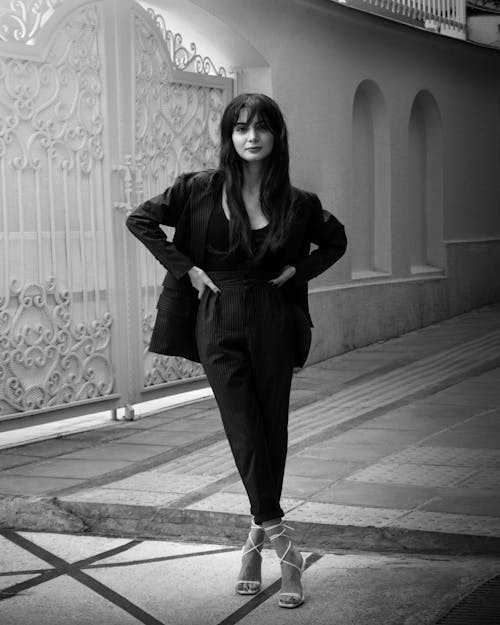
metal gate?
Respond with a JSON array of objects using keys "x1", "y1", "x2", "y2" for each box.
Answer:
[{"x1": 0, "y1": 0, "x2": 233, "y2": 425}]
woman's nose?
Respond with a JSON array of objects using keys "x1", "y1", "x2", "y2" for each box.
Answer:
[{"x1": 248, "y1": 126, "x2": 258, "y2": 141}]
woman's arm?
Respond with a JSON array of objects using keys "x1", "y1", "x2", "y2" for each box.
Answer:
[
  {"x1": 292, "y1": 194, "x2": 347, "y2": 284},
  {"x1": 126, "y1": 173, "x2": 195, "y2": 280}
]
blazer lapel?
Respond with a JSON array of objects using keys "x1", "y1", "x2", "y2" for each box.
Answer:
[{"x1": 189, "y1": 172, "x2": 221, "y2": 267}]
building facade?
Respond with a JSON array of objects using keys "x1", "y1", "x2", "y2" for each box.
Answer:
[{"x1": 0, "y1": 0, "x2": 499, "y2": 424}]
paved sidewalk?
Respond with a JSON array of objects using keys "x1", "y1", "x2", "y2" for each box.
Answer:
[
  {"x1": 1, "y1": 304, "x2": 500, "y2": 554},
  {"x1": 2, "y1": 530, "x2": 500, "y2": 625}
]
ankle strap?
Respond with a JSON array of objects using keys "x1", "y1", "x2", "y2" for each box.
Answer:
[
  {"x1": 250, "y1": 521, "x2": 265, "y2": 531},
  {"x1": 265, "y1": 523, "x2": 293, "y2": 541},
  {"x1": 243, "y1": 521, "x2": 265, "y2": 557}
]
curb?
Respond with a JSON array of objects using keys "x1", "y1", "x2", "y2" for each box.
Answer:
[{"x1": 2, "y1": 495, "x2": 499, "y2": 556}]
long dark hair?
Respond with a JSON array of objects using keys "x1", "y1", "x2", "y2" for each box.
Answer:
[{"x1": 219, "y1": 93, "x2": 294, "y2": 258}]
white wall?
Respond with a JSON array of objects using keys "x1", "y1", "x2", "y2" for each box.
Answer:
[
  {"x1": 468, "y1": 15, "x2": 500, "y2": 49},
  {"x1": 167, "y1": 0, "x2": 500, "y2": 359}
]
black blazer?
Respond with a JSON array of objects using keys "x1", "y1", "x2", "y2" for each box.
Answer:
[{"x1": 126, "y1": 170, "x2": 347, "y2": 366}]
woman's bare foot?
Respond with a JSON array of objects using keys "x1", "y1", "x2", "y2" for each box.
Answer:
[
  {"x1": 235, "y1": 522, "x2": 265, "y2": 595},
  {"x1": 263, "y1": 519, "x2": 304, "y2": 608}
]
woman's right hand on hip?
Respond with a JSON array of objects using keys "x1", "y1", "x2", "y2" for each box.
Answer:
[{"x1": 188, "y1": 266, "x2": 221, "y2": 299}]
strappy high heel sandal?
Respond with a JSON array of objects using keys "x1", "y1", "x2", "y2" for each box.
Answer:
[
  {"x1": 235, "y1": 521, "x2": 266, "y2": 595},
  {"x1": 265, "y1": 522, "x2": 305, "y2": 609}
]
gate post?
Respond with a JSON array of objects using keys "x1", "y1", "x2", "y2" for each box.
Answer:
[{"x1": 101, "y1": 0, "x2": 142, "y2": 416}]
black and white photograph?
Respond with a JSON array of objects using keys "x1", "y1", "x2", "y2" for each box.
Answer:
[{"x1": 1, "y1": 0, "x2": 500, "y2": 623}]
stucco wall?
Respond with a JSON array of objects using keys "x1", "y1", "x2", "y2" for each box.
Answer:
[
  {"x1": 308, "y1": 237, "x2": 500, "y2": 362},
  {"x1": 184, "y1": 0, "x2": 500, "y2": 360}
]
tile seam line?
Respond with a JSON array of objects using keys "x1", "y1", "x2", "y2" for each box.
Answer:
[
  {"x1": 382, "y1": 446, "x2": 500, "y2": 459},
  {"x1": 293, "y1": 404, "x2": 465, "y2": 437},
  {"x1": 162, "y1": 451, "x2": 229, "y2": 473},
  {"x1": 334, "y1": 345, "x2": 500, "y2": 393},
  {"x1": 300, "y1": 369, "x2": 478, "y2": 409},
  {"x1": 301, "y1": 367, "x2": 499, "y2": 418},
  {"x1": 289, "y1": 352, "x2": 500, "y2": 422},
  {"x1": 0, "y1": 531, "x2": 147, "y2": 599},
  {"x1": 289, "y1": 411, "x2": 372, "y2": 437},
  {"x1": 171, "y1": 330, "x2": 492, "y2": 424},
  {"x1": 368, "y1": 459, "x2": 499, "y2": 470},
  {"x1": 50, "y1": 349, "x2": 500, "y2": 493},
  {"x1": 157, "y1": 335, "x2": 500, "y2": 450},
  {"x1": 157, "y1": 462, "x2": 233, "y2": 474},
  {"x1": 383, "y1": 508, "x2": 500, "y2": 525},
  {"x1": 291, "y1": 341, "x2": 500, "y2": 408},
  {"x1": 291, "y1": 377, "x2": 479, "y2": 429},
  {"x1": 154, "y1": 463, "x2": 229, "y2": 474},
  {"x1": 306, "y1": 350, "x2": 494, "y2": 414},
  {"x1": 349, "y1": 329, "x2": 500, "y2": 362},
  {"x1": 292, "y1": 400, "x2": 484, "y2": 434},
  {"x1": 298, "y1": 331, "x2": 500, "y2": 397},
  {"x1": 0, "y1": 532, "x2": 165, "y2": 625},
  {"x1": 292, "y1": 382, "x2": 479, "y2": 431},
  {"x1": 161, "y1": 363, "x2": 495, "y2": 469},
  {"x1": 284, "y1": 360, "x2": 500, "y2": 443},
  {"x1": 157, "y1": 358, "x2": 495, "y2": 469},
  {"x1": 341, "y1": 330, "x2": 500, "y2": 373},
  {"x1": 38, "y1": 430, "x2": 232, "y2": 498},
  {"x1": 290, "y1": 371, "x2": 492, "y2": 419},
  {"x1": 169, "y1": 444, "x2": 231, "y2": 457},
  {"x1": 38, "y1": 423, "x2": 486, "y2": 496}
]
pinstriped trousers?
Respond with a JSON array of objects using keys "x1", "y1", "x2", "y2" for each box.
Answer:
[{"x1": 195, "y1": 270, "x2": 295, "y2": 524}]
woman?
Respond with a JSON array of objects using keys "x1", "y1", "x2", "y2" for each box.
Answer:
[{"x1": 126, "y1": 93, "x2": 347, "y2": 609}]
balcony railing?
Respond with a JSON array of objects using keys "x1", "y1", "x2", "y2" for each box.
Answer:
[{"x1": 337, "y1": 0, "x2": 467, "y2": 39}]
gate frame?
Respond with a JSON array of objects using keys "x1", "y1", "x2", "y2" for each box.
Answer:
[{"x1": 0, "y1": 0, "x2": 233, "y2": 428}]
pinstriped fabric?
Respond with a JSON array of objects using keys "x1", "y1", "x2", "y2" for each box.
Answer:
[
  {"x1": 189, "y1": 172, "x2": 222, "y2": 267},
  {"x1": 196, "y1": 270, "x2": 295, "y2": 524}
]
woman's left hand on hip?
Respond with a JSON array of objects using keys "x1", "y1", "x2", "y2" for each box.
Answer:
[{"x1": 269, "y1": 265, "x2": 296, "y2": 287}]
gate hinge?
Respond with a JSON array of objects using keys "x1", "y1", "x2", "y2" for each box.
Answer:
[{"x1": 113, "y1": 154, "x2": 135, "y2": 215}]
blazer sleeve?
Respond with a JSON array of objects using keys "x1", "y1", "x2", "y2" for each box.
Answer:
[
  {"x1": 292, "y1": 194, "x2": 347, "y2": 285},
  {"x1": 125, "y1": 173, "x2": 196, "y2": 280}
]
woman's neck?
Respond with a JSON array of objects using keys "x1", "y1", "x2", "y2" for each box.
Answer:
[{"x1": 241, "y1": 161, "x2": 265, "y2": 194}]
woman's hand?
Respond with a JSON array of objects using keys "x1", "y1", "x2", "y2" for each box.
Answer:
[
  {"x1": 188, "y1": 266, "x2": 221, "y2": 299},
  {"x1": 269, "y1": 265, "x2": 296, "y2": 287}
]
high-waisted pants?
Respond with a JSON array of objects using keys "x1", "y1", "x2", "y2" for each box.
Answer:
[{"x1": 195, "y1": 270, "x2": 295, "y2": 524}]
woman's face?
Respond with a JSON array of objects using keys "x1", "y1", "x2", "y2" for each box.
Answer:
[{"x1": 231, "y1": 108, "x2": 274, "y2": 163}]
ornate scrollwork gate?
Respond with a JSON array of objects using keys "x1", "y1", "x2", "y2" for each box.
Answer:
[{"x1": 0, "y1": 0, "x2": 233, "y2": 424}]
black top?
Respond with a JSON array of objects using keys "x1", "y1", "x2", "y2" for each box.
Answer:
[
  {"x1": 205, "y1": 202, "x2": 283, "y2": 270},
  {"x1": 126, "y1": 169, "x2": 347, "y2": 328},
  {"x1": 126, "y1": 169, "x2": 347, "y2": 365}
]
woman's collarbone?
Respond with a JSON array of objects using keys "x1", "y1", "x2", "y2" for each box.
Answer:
[{"x1": 223, "y1": 188, "x2": 269, "y2": 229}]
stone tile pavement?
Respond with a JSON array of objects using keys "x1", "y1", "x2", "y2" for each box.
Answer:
[
  {"x1": 1, "y1": 303, "x2": 500, "y2": 554},
  {"x1": 3, "y1": 530, "x2": 500, "y2": 624}
]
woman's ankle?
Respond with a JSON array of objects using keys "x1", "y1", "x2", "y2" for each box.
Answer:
[{"x1": 262, "y1": 517, "x2": 283, "y2": 531}]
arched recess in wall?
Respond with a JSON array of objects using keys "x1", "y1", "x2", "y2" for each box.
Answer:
[
  {"x1": 140, "y1": 0, "x2": 272, "y2": 94},
  {"x1": 351, "y1": 80, "x2": 391, "y2": 279},
  {"x1": 408, "y1": 90, "x2": 444, "y2": 273}
]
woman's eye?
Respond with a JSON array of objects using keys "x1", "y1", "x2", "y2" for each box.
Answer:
[{"x1": 234, "y1": 125, "x2": 247, "y2": 133}]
